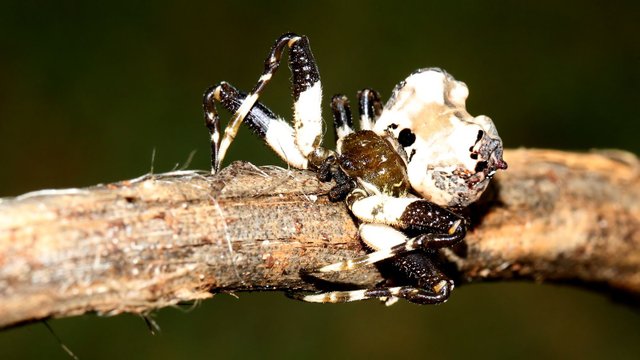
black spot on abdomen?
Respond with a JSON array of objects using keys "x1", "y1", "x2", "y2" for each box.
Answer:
[{"x1": 398, "y1": 128, "x2": 416, "y2": 147}]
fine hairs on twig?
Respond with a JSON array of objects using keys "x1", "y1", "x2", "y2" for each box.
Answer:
[{"x1": 43, "y1": 321, "x2": 79, "y2": 360}]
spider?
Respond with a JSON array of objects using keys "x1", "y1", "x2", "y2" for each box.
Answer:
[{"x1": 203, "y1": 33, "x2": 507, "y2": 305}]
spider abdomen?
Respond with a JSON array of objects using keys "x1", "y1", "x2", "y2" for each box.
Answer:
[{"x1": 338, "y1": 130, "x2": 410, "y2": 197}]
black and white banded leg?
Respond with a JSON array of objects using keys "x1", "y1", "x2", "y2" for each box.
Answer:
[
  {"x1": 357, "y1": 88, "x2": 383, "y2": 131},
  {"x1": 314, "y1": 196, "x2": 465, "y2": 273},
  {"x1": 330, "y1": 94, "x2": 354, "y2": 140},
  {"x1": 311, "y1": 219, "x2": 463, "y2": 274},
  {"x1": 294, "y1": 197, "x2": 465, "y2": 304},
  {"x1": 330, "y1": 90, "x2": 381, "y2": 137},
  {"x1": 203, "y1": 82, "x2": 305, "y2": 171},
  {"x1": 295, "y1": 252, "x2": 454, "y2": 305},
  {"x1": 203, "y1": 33, "x2": 324, "y2": 172}
]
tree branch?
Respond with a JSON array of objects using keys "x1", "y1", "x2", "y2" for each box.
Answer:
[{"x1": 0, "y1": 149, "x2": 638, "y2": 329}]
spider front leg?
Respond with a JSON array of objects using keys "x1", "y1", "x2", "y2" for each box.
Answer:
[
  {"x1": 203, "y1": 82, "x2": 309, "y2": 171},
  {"x1": 204, "y1": 33, "x2": 325, "y2": 173}
]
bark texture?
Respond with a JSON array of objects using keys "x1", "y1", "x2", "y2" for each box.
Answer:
[{"x1": 0, "y1": 148, "x2": 638, "y2": 329}]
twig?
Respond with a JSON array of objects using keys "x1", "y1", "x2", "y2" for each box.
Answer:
[{"x1": 0, "y1": 149, "x2": 638, "y2": 329}]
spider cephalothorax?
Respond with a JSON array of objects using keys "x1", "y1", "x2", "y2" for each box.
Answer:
[{"x1": 203, "y1": 33, "x2": 506, "y2": 304}]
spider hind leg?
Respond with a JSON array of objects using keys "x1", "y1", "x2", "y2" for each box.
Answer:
[
  {"x1": 294, "y1": 200, "x2": 465, "y2": 304},
  {"x1": 308, "y1": 219, "x2": 463, "y2": 275},
  {"x1": 293, "y1": 252, "x2": 454, "y2": 305},
  {"x1": 326, "y1": 197, "x2": 467, "y2": 274}
]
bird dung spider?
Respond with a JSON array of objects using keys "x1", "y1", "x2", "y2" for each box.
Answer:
[{"x1": 203, "y1": 33, "x2": 507, "y2": 305}]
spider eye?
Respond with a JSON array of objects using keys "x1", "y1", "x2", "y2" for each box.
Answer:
[{"x1": 398, "y1": 128, "x2": 416, "y2": 147}]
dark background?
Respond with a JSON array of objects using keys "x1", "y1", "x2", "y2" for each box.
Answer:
[{"x1": 1, "y1": 1, "x2": 638, "y2": 359}]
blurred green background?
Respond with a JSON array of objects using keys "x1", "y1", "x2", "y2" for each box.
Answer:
[{"x1": 1, "y1": 1, "x2": 639, "y2": 359}]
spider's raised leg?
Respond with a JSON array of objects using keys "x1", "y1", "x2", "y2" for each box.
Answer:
[
  {"x1": 208, "y1": 33, "x2": 323, "y2": 172},
  {"x1": 357, "y1": 89, "x2": 383, "y2": 130},
  {"x1": 203, "y1": 82, "x2": 308, "y2": 172}
]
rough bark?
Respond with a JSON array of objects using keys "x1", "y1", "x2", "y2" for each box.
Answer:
[{"x1": 0, "y1": 148, "x2": 638, "y2": 329}]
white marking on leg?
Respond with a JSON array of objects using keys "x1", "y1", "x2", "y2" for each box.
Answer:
[
  {"x1": 315, "y1": 249, "x2": 393, "y2": 273},
  {"x1": 302, "y1": 289, "x2": 368, "y2": 303},
  {"x1": 340, "y1": 289, "x2": 368, "y2": 302},
  {"x1": 216, "y1": 93, "x2": 260, "y2": 169},
  {"x1": 235, "y1": 93, "x2": 259, "y2": 121},
  {"x1": 210, "y1": 129, "x2": 220, "y2": 174},
  {"x1": 211, "y1": 129, "x2": 220, "y2": 145},
  {"x1": 384, "y1": 296, "x2": 400, "y2": 306},
  {"x1": 301, "y1": 293, "x2": 327, "y2": 303},
  {"x1": 314, "y1": 226, "x2": 406, "y2": 274},
  {"x1": 288, "y1": 36, "x2": 302, "y2": 47},
  {"x1": 405, "y1": 238, "x2": 417, "y2": 251},
  {"x1": 360, "y1": 114, "x2": 374, "y2": 131},
  {"x1": 433, "y1": 280, "x2": 449, "y2": 293},
  {"x1": 359, "y1": 223, "x2": 407, "y2": 250},
  {"x1": 335, "y1": 124, "x2": 354, "y2": 139},
  {"x1": 448, "y1": 219, "x2": 462, "y2": 235},
  {"x1": 351, "y1": 195, "x2": 418, "y2": 225},
  {"x1": 213, "y1": 85, "x2": 222, "y2": 100},
  {"x1": 316, "y1": 259, "x2": 353, "y2": 272},
  {"x1": 388, "y1": 286, "x2": 402, "y2": 296},
  {"x1": 293, "y1": 81, "x2": 323, "y2": 156},
  {"x1": 264, "y1": 119, "x2": 309, "y2": 168},
  {"x1": 259, "y1": 73, "x2": 272, "y2": 82}
]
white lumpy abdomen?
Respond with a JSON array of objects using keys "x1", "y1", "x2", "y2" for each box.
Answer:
[{"x1": 374, "y1": 68, "x2": 505, "y2": 207}]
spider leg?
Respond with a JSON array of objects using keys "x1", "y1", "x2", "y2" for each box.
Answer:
[
  {"x1": 293, "y1": 252, "x2": 453, "y2": 305},
  {"x1": 357, "y1": 88, "x2": 383, "y2": 130},
  {"x1": 391, "y1": 251, "x2": 454, "y2": 304},
  {"x1": 348, "y1": 195, "x2": 466, "y2": 238},
  {"x1": 297, "y1": 284, "x2": 451, "y2": 304},
  {"x1": 330, "y1": 94, "x2": 354, "y2": 140},
  {"x1": 306, "y1": 196, "x2": 465, "y2": 274},
  {"x1": 300, "y1": 93, "x2": 357, "y2": 201},
  {"x1": 310, "y1": 223, "x2": 404, "y2": 273},
  {"x1": 203, "y1": 82, "x2": 308, "y2": 172},
  {"x1": 210, "y1": 33, "x2": 323, "y2": 172},
  {"x1": 309, "y1": 221, "x2": 462, "y2": 274}
]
